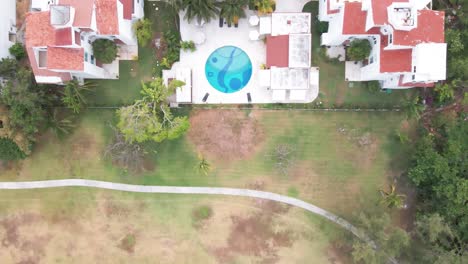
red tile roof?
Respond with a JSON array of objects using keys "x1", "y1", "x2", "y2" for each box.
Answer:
[
  {"x1": 26, "y1": 47, "x2": 73, "y2": 82},
  {"x1": 380, "y1": 35, "x2": 412, "y2": 73},
  {"x1": 119, "y1": 0, "x2": 133, "y2": 20},
  {"x1": 47, "y1": 47, "x2": 84, "y2": 71},
  {"x1": 342, "y1": 2, "x2": 381, "y2": 35},
  {"x1": 398, "y1": 74, "x2": 435, "y2": 87},
  {"x1": 25, "y1": 12, "x2": 84, "y2": 80},
  {"x1": 393, "y1": 10, "x2": 445, "y2": 46},
  {"x1": 371, "y1": 0, "x2": 408, "y2": 25},
  {"x1": 96, "y1": 0, "x2": 119, "y2": 35},
  {"x1": 59, "y1": 0, "x2": 94, "y2": 28},
  {"x1": 266, "y1": 35, "x2": 289, "y2": 68},
  {"x1": 55, "y1": 27, "x2": 73, "y2": 46}
]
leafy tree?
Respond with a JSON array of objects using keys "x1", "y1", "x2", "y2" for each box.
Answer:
[
  {"x1": 434, "y1": 82, "x2": 455, "y2": 103},
  {"x1": 0, "y1": 68, "x2": 46, "y2": 139},
  {"x1": 8, "y1": 43, "x2": 26, "y2": 60},
  {"x1": 0, "y1": 137, "x2": 26, "y2": 160},
  {"x1": 366, "y1": 81, "x2": 381, "y2": 93},
  {"x1": 347, "y1": 39, "x2": 372, "y2": 61},
  {"x1": 182, "y1": 0, "x2": 219, "y2": 24},
  {"x1": 116, "y1": 78, "x2": 189, "y2": 143},
  {"x1": 217, "y1": 0, "x2": 248, "y2": 24},
  {"x1": 61, "y1": 80, "x2": 93, "y2": 114},
  {"x1": 0, "y1": 58, "x2": 19, "y2": 78},
  {"x1": 407, "y1": 117, "x2": 468, "y2": 243},
  {"x1": 351, "y1": 212, "x2": 410, "y2": 264},
  {"x1": 133, "y1": 18, "x2": 153, "y2": 47},
  {"x1": 196, "y1": 155, "x2": 211, "y2": 175},
  {"x1": 379, "y1": 184, "x2": 406, "y2": 209},
  {"x1": 446, "y1": 29, "x2": 464, "y2": 54},
  {"x1": 92, "y1": 39, "x2": 118, "y2": 64}
]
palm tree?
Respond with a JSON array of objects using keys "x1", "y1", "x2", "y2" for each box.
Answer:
[
  {"x1": 182, "y1": 0, "x2": 219, "y2": 24},
  {"x1": 48, "y1": 110, "x2": 75, "y2": 139},
  {"x1": 61, "y1": 80, "x2": 94, "y2": 114},
  {"x1": 379, "y1": 184, "x2": 406, "y2": 209},
  {"x1": 196, "y1": 155, "x2": 211, "y2": 175},
  {"x1": 217, "y1": 0, "x2": 248, "y2": 25}
]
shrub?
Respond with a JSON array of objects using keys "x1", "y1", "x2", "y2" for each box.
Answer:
[
  {"x1": 316, "y1": 21, "x2": 329, "y2": 34},
  {"x1": 133, "y1": 18, "x2": 152, "y2": 47},
  {"x1": 366, "y1": 81, "x2": 381, "y2": 93},
  {"x1": 9, "y1": 43, "x2": 26, "y2": 60},
  {"x1": 92, "y1": 39, "x2": 118, "y2": 64},
  {"x1": 0, "y1": 137, "x2": 26, "y2": 160},
  {"x1": 192, "y1": 205, "x2": 213, "y2": 227},
  {"x1": 347, "y1": 39, "x2": 371, "y2": 61},
  {"x1": 180, "y1": 41, "x2": 196, "y2": 52},
  {"x1": 0, "y1": 58, "x2": 19, "y2": 78},
  {"x1": 162, "y1": 31, "x2": 181, "y2": 68}
]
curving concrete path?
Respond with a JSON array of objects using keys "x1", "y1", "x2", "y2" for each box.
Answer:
[{"x1": 0, "y1": 179, "x2": 369, "y2": 242}]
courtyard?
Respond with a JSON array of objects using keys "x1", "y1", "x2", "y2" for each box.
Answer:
[{"x1": 169, "y1": 0, "x2": 319, "y2": 104}]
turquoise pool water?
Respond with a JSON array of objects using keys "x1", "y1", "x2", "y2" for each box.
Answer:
[{"x1": 205, "y1": 46, "x2": 252, "y2": 93}]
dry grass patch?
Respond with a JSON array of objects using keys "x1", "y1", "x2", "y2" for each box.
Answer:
[{"x1": 188, "y1": 109, "x2": 265, "y2": 163}]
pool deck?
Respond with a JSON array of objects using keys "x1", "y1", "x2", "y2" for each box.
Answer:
[{"x1": 177, "y1": 1, "x2": 317, "y2": 104}]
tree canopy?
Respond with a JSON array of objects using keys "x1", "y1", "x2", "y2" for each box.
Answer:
[
  {"x1": 347, "y1": 39, "x2": 372, "y2": 61},
  {"x1": 92, "y1": 39, "x2": 118, "y2": 64},
  {"x1": 217, "y1": 0, "x2": 248, "y2": 24},
  {"x1": 408, "y1": 116, "x2": 467, "y2": 245},
  {"x1": 117, "y1": 78, "x2": 189, "y2": 143}
]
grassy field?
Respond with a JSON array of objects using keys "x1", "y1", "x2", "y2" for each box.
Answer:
[
  {"x1": 0, "y1": 188, "x2": 345, "y2": 263},
  {"x1": 303, "y1": 2, "x2": 414, "y2": 108},
  {"x1": 3, "y1": 108, "x2": 411, "y2": 219}
]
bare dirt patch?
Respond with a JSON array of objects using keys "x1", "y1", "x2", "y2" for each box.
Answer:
[
  {"x1": 213, "y1": 199, "x2": 293, "y2": 263},
  {"x1": 188, "y1": 110, "x2": 265, "y2": 163}
]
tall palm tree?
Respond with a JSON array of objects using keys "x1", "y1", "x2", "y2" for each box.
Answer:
[
  {"x1": 182, "y1": 0, "x2": 219, "y2": 24},
  {"x1": 217, "y1": 0, "x2": 248, "y2": 24},
  {"x1": 379, "y1": 184, "x2": 406, "y2": 209}
]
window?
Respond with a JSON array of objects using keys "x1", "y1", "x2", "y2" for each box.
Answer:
[
  {"x1": 413, "y1": 66, "x2": 416, "y2": 72},
  {"x1": 84, "y1": 52, "x2": 88, "y2": 62},
  {"x1": 389, "y1": 34, "x2": 393, "y2": 44},
  {"x1": 369, "y1": 56, "x2": 374, "y2": 64},
  {"x1": 91, "y1": 55, "x2": 95, "y2": 64},
  {"x1": 412, "y1": 74, "x2": 415, "y2": 80}
]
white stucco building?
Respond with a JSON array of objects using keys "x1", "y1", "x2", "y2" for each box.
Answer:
[
  {"x1": 319, "y1": 0, "x2": 446, "y2": 89},
  {"x1": 0, "y1": 0, "x2": 17, "y2": 59},
  {"x1": 25, "y1": 0, "x2": 144, "y2": 84}
]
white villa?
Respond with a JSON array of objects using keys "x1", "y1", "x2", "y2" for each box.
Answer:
[
  {"x1": 25, "y1": 0, "x2": 144, "y2": 84},
  {"x1": 164, "y1": 1, "x2": 319, "y2": 104},
  {"x1": 319, "y1": 0, "x2": 446, "y2": 89},
  {"x1": 0, "y1": 0, "x2": 17, "y2": 59}
]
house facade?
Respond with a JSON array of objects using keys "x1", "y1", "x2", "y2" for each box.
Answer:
[
  {"x1": 25, "y1": 0, "x2": 144, "y2": 84},
  {"x1": 0, "y1": 0, "x2": 17, "y2": 59},
  {"x1": 319, "y1": 0, "x2": 446, "y2": 89}
]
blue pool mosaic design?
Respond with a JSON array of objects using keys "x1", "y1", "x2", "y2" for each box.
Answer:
[{"x1": 205, "y1": 46, "x2": 253, "y2": 93}]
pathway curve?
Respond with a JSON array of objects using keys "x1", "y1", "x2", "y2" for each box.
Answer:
[{"x1": 0, "y1": 179, "x2": 368, "y2": 242}]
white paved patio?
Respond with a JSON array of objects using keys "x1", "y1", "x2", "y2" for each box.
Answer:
[{"x1": 177, "y1": 0, "x2": 315, "y2": 104}]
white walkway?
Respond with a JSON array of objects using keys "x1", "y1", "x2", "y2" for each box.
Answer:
[{"x1": 0, "y1": 179, "x2": 368, "y2": 242}]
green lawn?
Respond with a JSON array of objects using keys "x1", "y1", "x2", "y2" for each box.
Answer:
[
  {"x1": 88, "y1": 1, "x2": 179, "y2": 106},
  {"x1": 7, "y1": 109, "x2": 411, "y2": 219},
  {"x1": 303, "y1": 2, "x2": 414, "y2": 108}
]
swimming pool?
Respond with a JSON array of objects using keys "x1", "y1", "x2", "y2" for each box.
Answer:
[{"x1": 205, "y1": 46, "x2": 252, "y2": 93}]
